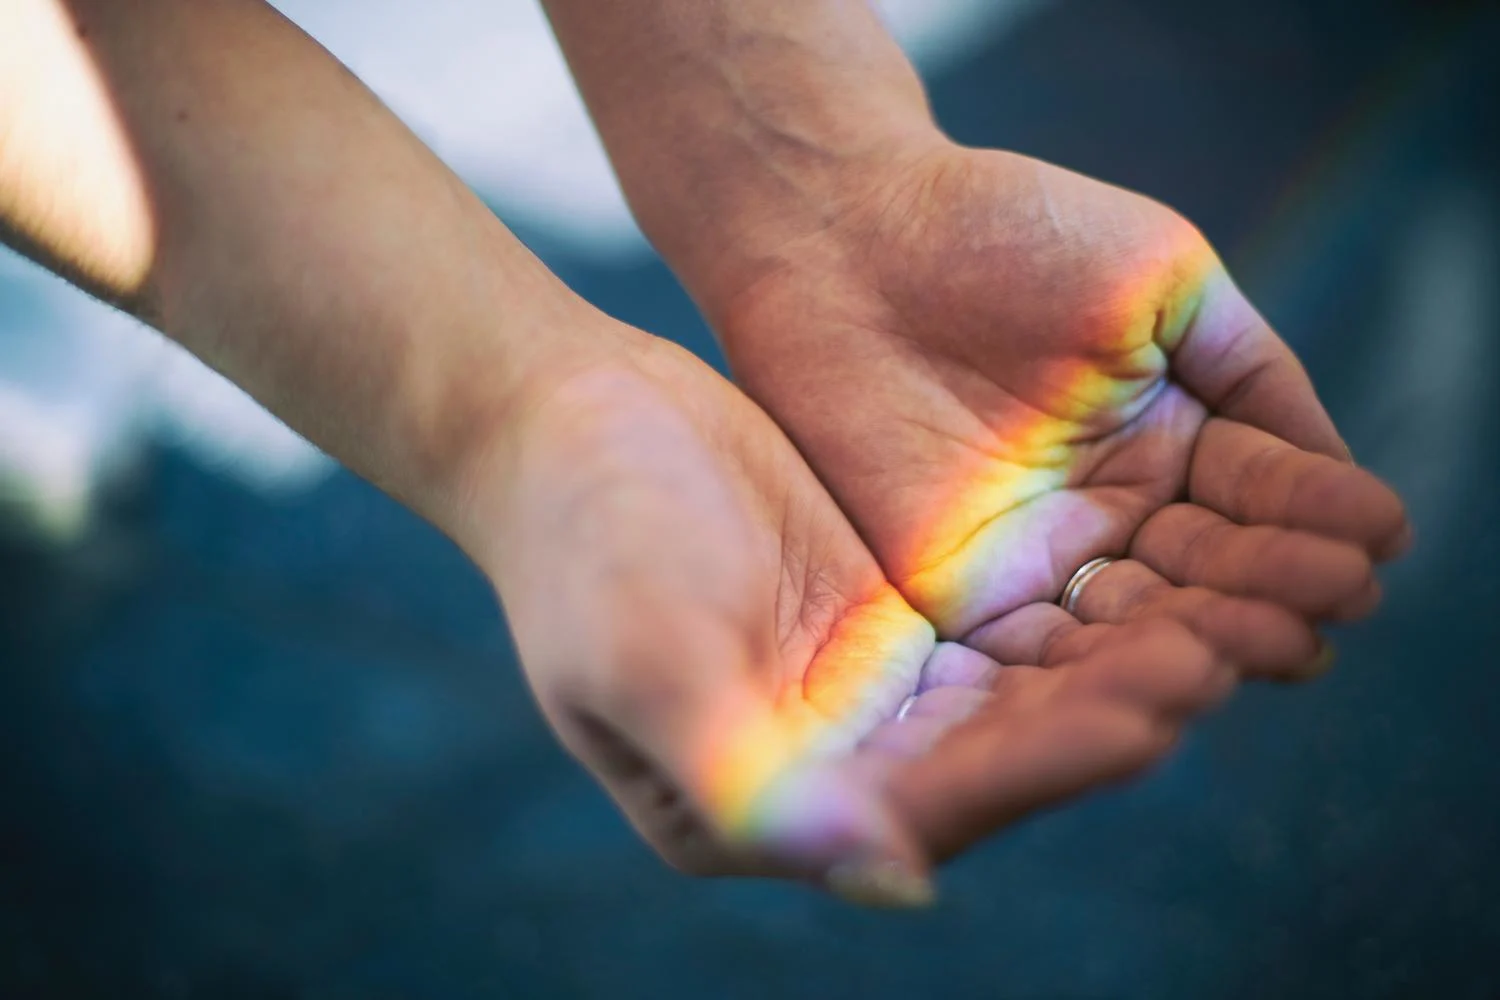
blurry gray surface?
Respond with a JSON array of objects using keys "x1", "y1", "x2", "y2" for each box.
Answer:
[{"x1": 2, "y1": 1, "x2": 1497, "y2": 997}]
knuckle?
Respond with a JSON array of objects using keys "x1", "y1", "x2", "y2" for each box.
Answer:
[
  {"x1": 1122, "y1": 575, "x2": 1174, "y2": 617},
  {"x1": 1127, "y1": 615, "x2": 1197, "y2": 650},
  {"x1": 1179, "y1": 513, "x2": 1230, "y2": 581},
  {"x1": 1044, "y1": 622, "x2": 1110, "y2": 666}
]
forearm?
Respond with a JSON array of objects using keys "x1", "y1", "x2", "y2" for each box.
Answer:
[
  {"x1": 540, "y1": 0, "x2": 943, "y2": 310},
  {"x1": 1, "y1": 0, "x2": 613, "y2": 546}
]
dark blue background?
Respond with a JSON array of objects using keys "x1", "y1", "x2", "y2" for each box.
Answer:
[{"x1": 3, "y1": 1, "x2": 1497, "y2": 996}]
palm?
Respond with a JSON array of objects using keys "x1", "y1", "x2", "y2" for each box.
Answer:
[
  {"x1": 487, "y1": 333, "x2": 1233, "y2": 890},
  {"x1": 719, "y1": 146, "x2": 1408, "y2": 679}
]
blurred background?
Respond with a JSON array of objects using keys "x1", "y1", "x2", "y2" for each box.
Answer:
[{"x1": 1, "y1": 0, "x2": 1496, "y2": 996}]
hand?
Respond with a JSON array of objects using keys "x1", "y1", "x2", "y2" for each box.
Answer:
[
  {"x1": 711, "y1": 143, "x2": 1410, "y2": 680},
  {"x1": 0, "y1": 0, "x2": 1254, "y2": 902},
  {"x1": 464, "y1": 320, "x2": 1235, "y2": 900}
]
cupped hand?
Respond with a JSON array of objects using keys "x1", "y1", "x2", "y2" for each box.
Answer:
[
  {"x1": 712, "y1": 143, "x2": 1410, "y2": 680},
  {"x1": 464, "y1": 320, "x2": 1235, "y2": 902}
]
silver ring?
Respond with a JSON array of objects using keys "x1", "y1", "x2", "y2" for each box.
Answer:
[{"x1": 1059, "y1": 556, "x2": 1117, "y2": 616}]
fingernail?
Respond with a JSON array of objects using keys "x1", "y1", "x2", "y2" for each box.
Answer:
[
  {"x1": 826, "y1": 859, "x2": 936, "y2": 909},
  {"x1": 1306, "y1": 641, "x2": 1337, "y2": 677}
]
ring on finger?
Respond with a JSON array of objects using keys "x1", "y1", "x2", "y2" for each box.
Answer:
[{"x1": 1059, "y1": 556, "x2": 1119, "y2": 616}]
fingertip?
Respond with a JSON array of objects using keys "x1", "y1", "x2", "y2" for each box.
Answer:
[
  {"x1": 1342, "y1": 468, "x2": 1410, "y2": 557},
  {"x1": 1189, "y1": 593, "x2": 1320, "y2": 682},
  {"x1": 1111, "y1": 707, "x2": 1183, "y2": 776},
  {"x1": 746, "y1": 760, "x2": 930, "y2": 892},
  {"x1": 1327, "y1": 574, "x2": 1383, "y2": 623},
  {"x1": 1069, "y1": 618, "x2": 1229, "y2": 722},
  {"x1": 1271, "y1": 639, "x2": 1337, "y2": 684},
  {"x1": 1190, "y1": 421, "x2": 1410, "y2": 556},
  {"x1": 826, "y1": 858, "x2": 937, "y2": 910},
  {"x1": 1375, "y1": 519, "x2": 1415, "y2": 563},
  {"x1": 1308, "y1": 640, "x2": 1337, "y2": 677}
]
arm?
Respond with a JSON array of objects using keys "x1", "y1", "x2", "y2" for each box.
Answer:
[
  {"x1": 0, "y1": 0, "x2": 945, "y2": 898},
  {"x1": 542, "y1": 1, "x2": 1408, "y2": 677},
  {"x1": 1, "y1": 1, "x2": 1251, "y2": 899},
  {"x1": 0, "y1": 0, "x2": 617, "y2": 554},
  {"x1": 537, "y1": 1, "x2": 941, "y2": 311}
]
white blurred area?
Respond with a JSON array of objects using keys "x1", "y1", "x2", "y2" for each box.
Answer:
[{"x1": 0, "y1": 0, "x2": 1044, "y2": 544}]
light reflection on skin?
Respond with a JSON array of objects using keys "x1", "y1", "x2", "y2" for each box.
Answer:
[
  {"x1": 895, "y1": 238, "x2": 1218, "y2": 630},
  {"x1": 692, "y1": 240, "x2": 1222, "y2": 843},
  {"x1": 1, "y1": 1, "x2": 156, "y2": 298},
  {"x1": 698, "y1": 586, "x2": 935, "y2": 840}
]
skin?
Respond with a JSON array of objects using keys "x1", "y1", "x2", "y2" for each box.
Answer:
[
  {"x1": 540, "y1": 0, "x2": 1413, "y2": 857},
  {"x1": 712, "y1": 147, "x2": 1411, "y2": 670},
  {"x1": 0, "y1": 0, "x2": 1244, "y2": 905},
  {"x1": 541, "y1": 4, "x2": 1411, "y2": 675},
  {"x1": 498, "y1": 335, "x2": 1236, "y2": 898}
]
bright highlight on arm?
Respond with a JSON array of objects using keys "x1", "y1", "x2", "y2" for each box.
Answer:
[{"x1": 0, "y1": 0, "x2": 156, "y2": 306}]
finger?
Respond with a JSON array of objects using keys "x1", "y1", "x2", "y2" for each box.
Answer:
[
  {"x1": 890, "y1": 704, "x2": 1165, "y2": 863},
  {"x1": 1038, "y1": 622, "x2": 1127, "y2": 669},
  {"x1": 1059, "y1": 619, "x2": 1236, "y2": 723},
  {"x1": 1169, "y1": 275, "x2": 1348, "y2": 461},
  {"x1": 567, "y1": 633, "x2": 929, "y2": 899},
  {"x1": 887, "y1": 620, "x2": 1219, "y2": 862},
  {"x1": 1133, "y1": 503, "x2": 1381, "y2": 621},
  {"x1": 858, "y1": 686, "x2": 993, "y2": 762},
  {"x1": 1068, "y1": 557, "x2": 1324, "y2": 681},
  {"x1": 902, "y1": 685, "x2": 993, "y2": 724},
  {"x1": 888, "y1": 700, "x2": 1168, "y2": 863},
  {"x1": 859, "y1": 715, "x2": 952, "y2": 762},
  {"x1": 1190, "y1": 418, "x2": 1411, "y2": 560},
  {"x1": 961, "y1": 603, "x2": 1122, "y2": 671},
  {"x1": 961, "y1": 602, "x2": 1082, "y2": 666},
  {"x1": 916, "y1": 641, "x2": 1001, "y2": 693}
]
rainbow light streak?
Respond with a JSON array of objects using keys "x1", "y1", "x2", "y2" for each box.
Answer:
[
  {"x1": 896, "y1": 235, "x2": 1218, "y2": 632},
  {"x1": 691, "y1": 236, "x2": 1222, "y2": 846},
  {"x1": 696, "y1": 585, "x2": 936, "y2": 843},
  {"x1": 642, "y1": 19, "x2": 1461, "y2": 847}
]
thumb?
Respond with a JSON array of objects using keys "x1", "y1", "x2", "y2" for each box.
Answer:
[
  {"x1": 1170, "y1": 268, "x2": 1351, "y2": 462},
  {"x1": 570, "y1": 644, "x2": 935, "y2": 908}
]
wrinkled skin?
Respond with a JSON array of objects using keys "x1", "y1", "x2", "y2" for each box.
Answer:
[
  {"x1": 479, "y1": 329, "x2": 1236, "y2": 890},
  {"x1": 713, "y1": 145, "x2": 1410, "y2": 698}
]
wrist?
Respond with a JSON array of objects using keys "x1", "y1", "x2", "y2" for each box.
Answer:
[
  {"x1": 647, "y1": 110, "x2": 949, "y2": 319},
  {"x1": 678, "y1": 128, "x2": 959, "y2": 335},
  {"x1": 545, "y1": 0, "x2": 955, "y2": 323},
  {"x1": 430, "y1": 301, "x2": 659, "y2": 570}
]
